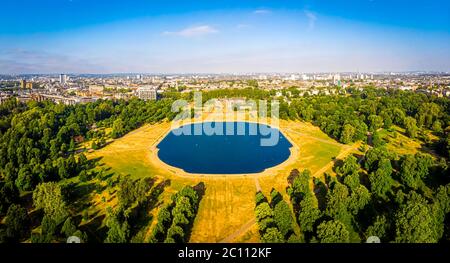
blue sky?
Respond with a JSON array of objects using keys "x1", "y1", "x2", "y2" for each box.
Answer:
[{"x1": 0, "y1": 0, "x2": 449, "y2": 74}]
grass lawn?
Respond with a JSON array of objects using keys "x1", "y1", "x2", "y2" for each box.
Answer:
[
  {"x1": 377, "y1": 125, "x2": 440, "y2": 158},
  {"x1": 377, "y1": 126, "x2": 423, "y2": 156}
]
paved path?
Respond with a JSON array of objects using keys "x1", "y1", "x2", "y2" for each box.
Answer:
[{"x1": 254, "y1": 176, "x2": 262, "y2": 192}]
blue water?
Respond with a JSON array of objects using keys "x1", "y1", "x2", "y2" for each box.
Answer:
[{"x1": 156, "y1": 122, "x2": 292, "y2": 174}]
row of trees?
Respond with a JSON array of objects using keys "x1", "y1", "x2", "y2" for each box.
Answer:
[
  {"x1": 104, "y1": 176, "x2": 156, "y2": 243},
  {"x1": 150, "y1": 185, "x2": 202, "y2": 243},
  {"x1": 254, "y1": 189, "x2": 298, "y2": 243}
]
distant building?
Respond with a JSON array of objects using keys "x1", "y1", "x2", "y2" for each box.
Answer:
[
  {"x1": 60, "y1": 74, "x2": 67, "y2": 84},
  {"x1": 333, "y1": 74, "x2": 341, "y2": 85},
  {"x1": 20, "y1": 80, "x2": 27, "y2": 89},
  {"x1": 26, "y1": 82, "x2": 35, "y2": 89},
  {"x1": 136, "y1": 86, "x2": 157, "y2": 101},
  {"x1": 20, "y1": 80, "x2": 35, "y2": 89},
  {"x1": 89, "y1": 85, "x2": 104, "y2": 95},
  {"x1": 0, "y1": 94, "x2": 10, "y2": 104}
]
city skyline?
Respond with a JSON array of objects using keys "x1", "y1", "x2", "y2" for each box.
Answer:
[{"x1": 1, "y1": 0, "x2": 449, "y2": 74}]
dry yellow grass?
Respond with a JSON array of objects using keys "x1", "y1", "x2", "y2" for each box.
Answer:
[
  {"x1": 85, "y1": 118, "x2": 359, "y2": 242},
  {"x1": 377, "y1": 126, "x2": 437, "y2": 157}
]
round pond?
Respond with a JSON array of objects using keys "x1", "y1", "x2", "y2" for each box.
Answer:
[{"x1": 156, "y1": 122, "x2": 292, "y2": 174}]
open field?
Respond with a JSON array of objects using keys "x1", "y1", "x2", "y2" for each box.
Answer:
[
  {"x1": 84, "y1": 118, "x2": 361, "y2": 242},
  {"x1": 377, "y1": 126, "x2": 440, "y2": 158}
]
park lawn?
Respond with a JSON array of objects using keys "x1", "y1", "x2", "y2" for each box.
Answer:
[
  {"x1": 189, "y1": 177, "x2": 256, "y2": 242},
  {"x1": 83, "y1": 119, "x2": 358, "y2": 243},
  {"x1": 378, "y1": 126, "x2": 426, "y2": 156},
  {"x1": 234, "y1": 223, "x2": 261, "y2": 243}
]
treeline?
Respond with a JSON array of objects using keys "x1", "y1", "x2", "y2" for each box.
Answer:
[
  {"x1": 0, "y1": 97, "x2": 174, "y2": 192},
  {"x1": 285, "y1": 89, "x2": 449, "y2": 146},
  {"x1": 287, "y1": 147, "x2": 450, "y2": 243},
  {"x1": 0, "y1": 97, "x2": 176, "y2": 242},
  {"x1": 255, "y1": 189, "x2": 299, "y2": 243},
  {"x1": 200, "y1": 87, "x2": 450, "y2": 156},
  {"x1": 150, "y1": 184, "x2": 204, "y2": 243}
]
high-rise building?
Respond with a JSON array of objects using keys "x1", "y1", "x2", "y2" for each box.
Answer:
[
  {"x1": 333, "y1": 74, "x2": 341, "y2": 85},
  {"x1": 60, "y1": 74, "x2": 67, "y2": 84}
]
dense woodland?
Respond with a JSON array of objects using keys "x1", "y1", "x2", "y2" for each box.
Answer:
[
  {"x1": 283, "y1": 146, "x2": 450, "y2": 243},
  {"x1": 253, "y1": 150, "x2": 449, "y2": 243},
  {"x1": 0, "y1": 98, "x2": 176, "y2": 242},
  {"x1": 0, "y1": 85, "x2": 449, "y2": 242}
]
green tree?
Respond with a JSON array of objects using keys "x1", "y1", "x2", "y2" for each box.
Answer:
[
  {"x1": 15, "y1": 165, "x2": 35, "y2": 191},
  {"x1": 432, "y1": 120, "x2": 443, "y2": 133},
  {"x1": 32, "y1": 182, "x2": 68, "y2": 223},
  {"x1": 338, "y1": 155, "x2": 359, "y2": 176},
  {"x1": 61, "y1": 217, "x2": 77, "y2": 237},
  {"x1": 0, "y1": 182, "x2": 19, "y2": 216},
  {"x1": 259, "y1": 218, "x2": 276, "y2": 233},
  {"x1": 273, "y1": 200, "x2": 294, "y2": 238},
  {"x1": 105, "y1": 216, "x2": 130, "y2": 243},
  {"x1": 255, "y1": 202, "x2": 273, "y2": 221},
  {"x1": 5, "y1": 204, "x2": 30, "y2": 241},
  {"x1": 261, "y1": 227, "x2": 284, "y2": 243},
  {"x1": 343, "y1": 171, "x2": 360, "y2": 191},
  {"x1": 111, "y1": 118, "x2": 125, "y2": 138},
  {"x1": 404, "y1": 116, "x2": 418, "y2": 138},
  {"x1": 399, "y1": 153, "x2": 433, "y2": 189},
  {"x1": 317, "y1": 220, "x2": 350, "y2": 243},
  {"x1": 41, "y1": 214, "x2": 57, "y2": 240},
  {"x1": 298, "y1": 195, "x2": 321, "y2": 233},
  {"x1": 348, "y1": 185, "x2": 371, "y2": 215},
  {"x1": 371, "y1": 131, "x2": 385, "y2": 147},
  {"x1": 416, "y1": 102, "x2": 441, "y2": 128},
  {"x1": 325, "y1": 182, "x2": 350, "y2": 223},
  {"x1": 368, "y1": 115, "x2": 383, "y2": 131},
  {"x1": 395, "y1": 194, "x2": 437, "y2": 243},
  {"x1": 364, "y1": 146, "x2": 393, "y2": 172},
  {"x1": 255, "y1": 192, "x2": 267, "y2": 206},
  {"x1": 368, "y1": 158, "x2": 393, "y2": 198},
  {"x1": 340, "y1": 124, "x2": 356, "y2": 144},
  {"x1": 166, "y1": 225, "x2": 185, "y2": 243},
  {"x1": 365, "y1": 215, "x2": 388, "y2": 241},
  {"x1": 290, "y1": 169, "x2": 312, "y2": 201}
]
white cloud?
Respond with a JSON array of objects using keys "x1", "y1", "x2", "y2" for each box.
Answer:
[
  {"x1": 304, "y1": 11, "x2": 317, "y2": 30},
  {"x1": 253, "y1": 9, "x2": 271, "y2": 15},
  {"x1": 163, "y1": 25, "x2": 218, "y2": 37}
]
